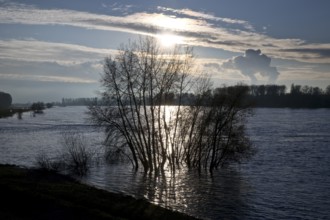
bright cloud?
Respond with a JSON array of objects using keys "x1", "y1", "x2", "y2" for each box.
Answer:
[{"x1": 157, "y1": 6, "x2": 254, "y2": 30}]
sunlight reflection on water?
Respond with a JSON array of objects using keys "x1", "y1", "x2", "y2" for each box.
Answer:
[{"x1": 81, "y1": 162, "x2": 251, "y2": 220}]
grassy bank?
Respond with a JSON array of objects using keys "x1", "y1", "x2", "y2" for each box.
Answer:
[{"x1": 0, "y1": 164, "x2": 198, "y2": 220}]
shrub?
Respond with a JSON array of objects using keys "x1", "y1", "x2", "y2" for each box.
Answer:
[
  {"x1": 35, "y1": 133, "x2": 96, "y2": 176},
  {"x1": 61, "y1": 132, "x2": 94, "y2": 175},
  {"x1": 35, "y1": 151, "x2": 64, "y2": 172}
]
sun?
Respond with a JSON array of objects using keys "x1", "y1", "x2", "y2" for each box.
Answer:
[{"x1": 157, "y1": 34, "x2": 183, "y2": 47}]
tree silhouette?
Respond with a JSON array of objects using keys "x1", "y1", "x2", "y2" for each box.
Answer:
[
  {"x1": 0, "y1": 91, "x2": 12, "y2": 109},
  {"x1": 31, "y1": 102, "x2": 45, "y2": 113},
  {"x1": 89, "y1": 37, "x2": 254, "y2": 174}
]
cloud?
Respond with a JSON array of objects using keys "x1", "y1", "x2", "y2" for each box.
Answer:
[
  {"x1": 0, "y1": 58, "x2": 101, "y2": 83},
  {"x1": 222, "y1": 49, "x2": 280, "y2": 84},
  {"x1": 156, "y1": 6, "x2": 254, "y2": 30},
  {"x1": 0, "y1": 73, "x2": 96, "y2": 83},
  {"x1": 1, "y1": 2, "x2": 330, "y2": 64},
  {"x1": 204, "y1": 62, "x2": 222, "y2": 70},
  {"x1": 0, "y1": 39, "x2": 110, "y2": 83},
  {"x1": 281, "y1": 48, "x2": 330, "y2": 59},
  {"x1": 0, "y1": 39, "x2": 116, "y2": 64},
  {"x1": 110, "y1": 3, "x2": 135, "y2": 14}
]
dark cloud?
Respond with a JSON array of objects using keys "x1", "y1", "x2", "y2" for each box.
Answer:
[
  {"x1": 281, "y1": 48, "x2": 330, "y2": 58},
  {"x1": 200, "y1": 39, "x2": 251, "y2": 47},
  {"x1": 222, "y1": 49, "x2": 280, "y2": 83}
]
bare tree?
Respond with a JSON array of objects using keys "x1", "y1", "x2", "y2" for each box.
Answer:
[
  {"x1": 89, "y1": 36, "x2": 254, "y2": 174},
  {"x1": 183, "y1": 85, "x2": 254, "y2": 173}
]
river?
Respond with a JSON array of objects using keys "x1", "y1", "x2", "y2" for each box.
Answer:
[{"x1": 0, "y1": 106, "x2": 329, "y2": 219}]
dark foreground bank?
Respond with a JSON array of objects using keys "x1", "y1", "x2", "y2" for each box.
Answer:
[{"x1": 0, "y1": 164, "x2": 198, "y2": 220}]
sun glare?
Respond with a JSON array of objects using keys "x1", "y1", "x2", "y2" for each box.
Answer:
[
  {"x1": 152, "y1": 14, "x2": 187, "y2": 30},
  {"x1": 158, "y1": 34, "x2": 183, "y2": 47}
]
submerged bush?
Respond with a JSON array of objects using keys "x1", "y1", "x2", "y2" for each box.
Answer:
[
  {"x1": 35, "y1": 133, "x2": 96, "y2": 176},
  {"x1": 35, "y1": 151, "x2": 64, "y2": 172},
  {"x1": 61, "y1": 132, "x2": 95, "y2": 175}
]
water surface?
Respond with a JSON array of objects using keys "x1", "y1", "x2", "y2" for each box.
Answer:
[{"x1": 1, "y1": 107, "x2": 329, "y2": 219}]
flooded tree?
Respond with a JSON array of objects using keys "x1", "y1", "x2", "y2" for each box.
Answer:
[
  {"x1": 183, "y1": 84, "x2": 254, "y2": 173},
  {"x1": 89, "y1": 37, "x2": 254, "y2": 174},
  {"x1": 31, "y1": 102, "x2": 45, "y2": 113}
]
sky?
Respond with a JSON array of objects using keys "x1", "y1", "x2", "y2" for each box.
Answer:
[{"x1": 1, "y1": 0, "x2": 330, "y2": 103}]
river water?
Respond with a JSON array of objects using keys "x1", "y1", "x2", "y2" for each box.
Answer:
[{"x1": 0, "y1": 106, "x2": 329, "y2": 219}]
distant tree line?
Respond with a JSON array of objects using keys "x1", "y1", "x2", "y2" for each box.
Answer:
[
  {"x1": 246, "y1": 84, "x2": 330, "y2": 108},
  {"x1": 61, "y1": 98, "x2": 97, "y2": 106},
  {"x1": 90, "y1": 84, "x2": 329, "y2": 108},
  {"x1": 217, "y1": 84, "x2": 330, "y2": 108},
  {"x1": 61, "y1": 84, "x2": 330, "y2": 109}
]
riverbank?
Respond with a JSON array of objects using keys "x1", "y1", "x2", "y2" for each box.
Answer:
[{"x1": 0, "y1": 164, "x2": 198, "y2": 220}]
